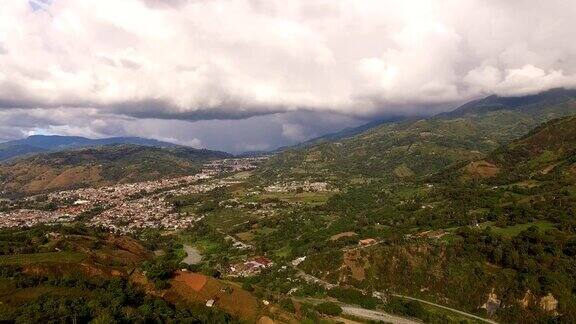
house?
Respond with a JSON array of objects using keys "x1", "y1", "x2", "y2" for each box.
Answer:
[
  {"x1": 228, "y1": 256, "x2": 274, "y2": 276},
  {"x1": 358, "y1": 238, "x2": 377, "y2": 246},
  {"x1": 206, "y1": 299, "x2": 215, "y2": 307},
  {"x1": 252, "y1": 256, "x2": 273, "y2": 267}
]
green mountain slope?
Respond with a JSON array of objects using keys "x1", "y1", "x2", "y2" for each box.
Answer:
[
  {"x1": 0, "y1": 144, "x2": 231, "y2": 195},
  {"x1": 280, "y1": 114, "x2": 576, "y2": 323},
  {"x1": 443, "y1": 114, "x2": 576, "y2": 184},
  {"x1": 258, "y1": 88, "x2": 576, "y2": 184},
  {"x1": 490, "y1": 115, "x2": 576, "y2": 180}
]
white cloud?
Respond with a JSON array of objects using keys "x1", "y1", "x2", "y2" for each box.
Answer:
[{"x1": 0, "y1": 0, "x2": 574, "y2": 120}]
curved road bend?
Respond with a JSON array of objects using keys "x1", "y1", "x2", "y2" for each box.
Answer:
[
  {"x1": 293, "y1": 264, "x2": 497, "y2": 324},
  {"x1": 391, "y1": 294, "x2": 498, "y2": 324}
]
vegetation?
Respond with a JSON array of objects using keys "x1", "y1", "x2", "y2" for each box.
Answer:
[
  {"x1": 314, "y1": 302, "x2": 343, "y2": 316},
  {"x1": 0, "y1": 274, "x2": 239, "y2": 323},
  {"x1": 0, "y1": 224, "x2": 244, "y2": 323},
  {"x1": 256, "y1": 88, "x2": 576, "y2": 185}
]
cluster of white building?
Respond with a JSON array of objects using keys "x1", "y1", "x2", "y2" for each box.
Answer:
[
  {"x1": 45, "y1": 173, "x2": 211, "y2": 206},
  {"x1": 203, "y1": 156, "x2": 268, "y2": 173},
  {"x1": 0, "y1": 157, "x2": 270, "y2": 231},
  {"x1": 89, "y1": 181, "x2": 228, "y2": 232},
  {"x1": 0, "y1": 209, "x2": 75, "y2": 228}
]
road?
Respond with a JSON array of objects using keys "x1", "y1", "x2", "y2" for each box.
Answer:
[
  {"x1": 391, "y1": 294, "x2": 498, "y2": 324},
  {"x1": 292, "y1": 263, "x2": 497, "y2": 324},
  {"x1": 293, "y1": 267, "x2": 336, "y2": 289},
  {"x1": 294, "y1": 296, "x2": 420, "y2": 324},
  {"x1": 342, "y1": 306, "x2": 421, "y2": 324},
  {"x1": 182, "y1": 244, "x2": 202, "y2": 265}
]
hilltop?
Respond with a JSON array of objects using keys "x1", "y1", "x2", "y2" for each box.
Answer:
[
  {"x1": 490, "y1": 115, "x2": 576, "y2": 180},
  {"x1": 280, "y1": 114, "x2": 576, "y2": 323},
  {"x1": 0, "y1": 144, "x2": 231, "y2": 195}
]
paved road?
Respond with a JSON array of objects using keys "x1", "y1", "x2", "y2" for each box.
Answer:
[
  {"x1": 182, "y1": 244, "x2": 202, "y2": 265},
  {"x1": 391, "y1": 294, "x2": 498, "y2": 324},
  {"x1": 342, "y1": 306, "x2": 420, "y2": 324},
  {"x1": 294, "y1": 296, "x2": 420, "y2": 324},
  {"x1": 292, "y1": 263, "x2": 497, "y2": 324}
]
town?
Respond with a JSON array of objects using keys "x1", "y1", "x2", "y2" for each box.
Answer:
[{"x1": 0, "y1": 156, "x2": 267, "y2": 230}]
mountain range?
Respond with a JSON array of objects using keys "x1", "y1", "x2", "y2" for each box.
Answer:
[
  {"x1": 3, "y1": 88, "x2": 576, "y2": 323},
  {"x1": 2, "y1": 88, "x2": 576, "y2": 196},
  {"x1": 0, "y1": 135, "x2": 186, "y2": 162}
]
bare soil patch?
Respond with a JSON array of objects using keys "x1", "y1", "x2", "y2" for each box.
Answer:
[
  {"x1": 169, "y1": 271, "x2": 259, "y2": 322},
  {"x1": 465, "y1": 160, "x2": 500, "y2": 178},
  {"x1": 342, "y1": 250, "x2": 367, "y2": 281}
]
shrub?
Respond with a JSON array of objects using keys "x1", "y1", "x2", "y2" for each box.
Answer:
[{"x1": 314, "y1": 301, "x2": 343, "y2": 316}]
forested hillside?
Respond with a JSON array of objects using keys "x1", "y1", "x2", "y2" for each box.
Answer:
[
  {"x1": 294, "y1": 114, "x2": 576, "y2": 323},
  {"x1": 258, "y1": 88, "x2": 576, "y2": 185}
]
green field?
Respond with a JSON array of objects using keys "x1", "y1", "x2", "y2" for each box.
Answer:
[
  {"x1": 205, "y1": 209, "x2": 255, "y2": 229},
  {"x1": 491, "y1": 221, "x2": 556, "y2": 238},
  {"x1": 258, "y1": 191, "x2": 334, "y2": 205},
  {"x1": 0, "y1": 251, "x2": 86, "y2": 265},
  {"x1": 274, "y1": 245, "x2": 292, "y2": 258}
]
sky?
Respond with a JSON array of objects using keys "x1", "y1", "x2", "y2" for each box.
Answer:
[{"x1": 1, "y1": 0, "x2": 576, "y2": 152}]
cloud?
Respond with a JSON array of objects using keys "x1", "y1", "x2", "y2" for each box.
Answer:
[
  {"x1": 0, "y1": 0, "x2": 575, "y2": 150},
  {"x1": 0, "y1": 0, "x2": 575, "y2": 121},
  {"x1": 0, "y1": 106, "x2": 362, "y2": 152}
]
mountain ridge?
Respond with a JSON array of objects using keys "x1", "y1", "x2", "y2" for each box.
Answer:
[
  {"x1": 0, "y1": 135, "x2": 198, "y2": 162},
  {"x1": 0, "y1": 143, "x2": 232, "y2": 195},
  {"x1": 256, "y1": 88, "x2": 576, "y2": 184}
]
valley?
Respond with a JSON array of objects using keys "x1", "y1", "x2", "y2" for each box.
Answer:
[
  {"x1": 4, "y1": 0, "x2": 576, "y2": 322},
  {"x1": 1, "y1": 90, "x2": 576, "y2": 323}
]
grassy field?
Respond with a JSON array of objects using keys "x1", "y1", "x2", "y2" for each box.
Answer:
[
  {"x1": 274, "y1": 245, "x2": 292, "y2": 258},
  {"x1": 188, "y1": 239, "x2": 223, "y2": 255},
  {"x1": 258, "y1": 191, "x2": 334, "y2": 205},
  {"x1": 420, "y1": 303, "x2": 485, "y2": 324},
  {"x1": 205, "y1": 209, "x2": 256, "y2": 229},
  {"x1": 0, "y1": 251, "x2": 86, "y2": 265},
  {"x1": 491, "y1": 221, "x2": 556, "y2": 238}
]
